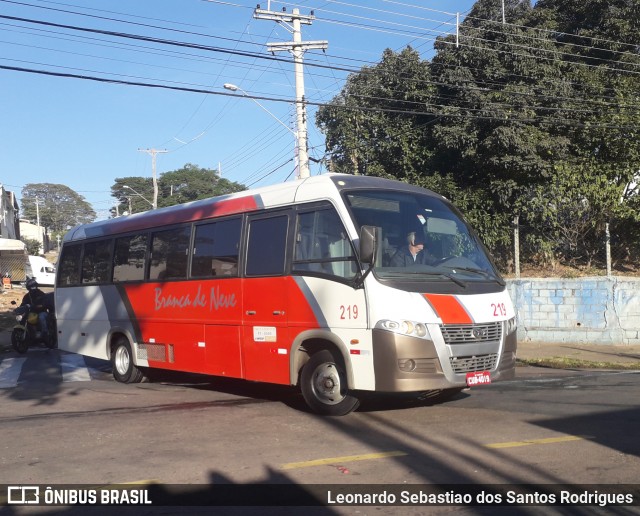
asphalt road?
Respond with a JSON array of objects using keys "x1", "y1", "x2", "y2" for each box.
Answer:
[{"x1": 1, "y1": 348, "x2": 639, "y2": 514}]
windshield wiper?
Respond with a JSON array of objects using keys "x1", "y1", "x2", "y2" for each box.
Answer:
[
  {"x1": 441, "y1": 272, "x2": 467, "y2": 288},
  {"x1": 445, "y1": 266, "x2": 505, "y2": 286},
  {"x1": 380, "y1": 271, "x2": 467, "y2": 288}
]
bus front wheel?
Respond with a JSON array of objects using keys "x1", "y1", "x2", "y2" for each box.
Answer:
[
  {"x1": 111, "y1": 338, "x2": 145, "y2": 384},
  {"x1": 301, "y1": 349, "x2": 360, "y2": 416}
]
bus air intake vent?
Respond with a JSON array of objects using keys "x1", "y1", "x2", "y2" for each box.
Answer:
[
  {"x1": 450, "y1": 354, "x2": 498, "y2": 373},
  {"x1": 138, "y1": 342, "x2": 166, "y2": 362},
  {"x1": 441, "y1": 322, "x2": 502, "y2": 345}
]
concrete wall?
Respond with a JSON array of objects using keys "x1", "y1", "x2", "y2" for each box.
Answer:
[{"x1": 506, "y1": 277, "x2": 640, "y2": 345}]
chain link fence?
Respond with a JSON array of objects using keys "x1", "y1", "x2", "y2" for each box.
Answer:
[
  {"x1": 0, "y1": 251, "x2": 29, "y2": 284},
  {"x1": 490, "y1": 217, "x2": 640, "y2": 278}
]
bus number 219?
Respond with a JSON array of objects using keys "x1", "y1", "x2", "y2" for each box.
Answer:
[{"x1": 340, "y1": 305, "x2": 359, "y2": 320}]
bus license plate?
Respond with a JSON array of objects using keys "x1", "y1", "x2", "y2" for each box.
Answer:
[{"x1": 466, "y1": 371, "x2": 491, "y2": 387}]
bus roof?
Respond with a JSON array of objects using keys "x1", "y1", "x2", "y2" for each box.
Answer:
[{"x1": 63, "y1": 173, "x2": 441, "y2": 242}]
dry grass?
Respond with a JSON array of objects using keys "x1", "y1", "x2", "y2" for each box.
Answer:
[
  {"x1": 502, "y1": 263, "x2": 640, "y2": 279},
  {"x1": 517, "y1": 357, "x2": 640, "y2": 370}
]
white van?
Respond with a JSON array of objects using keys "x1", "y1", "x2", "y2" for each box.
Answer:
[{"x1": 28, "y1": 255, "x2": 56, "y2": 286}]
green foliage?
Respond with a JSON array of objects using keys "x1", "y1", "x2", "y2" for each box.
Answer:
[
  {"x1": 158, "y1": 163, "x2": 246, "y2": 207},
  {"x1": 316, "y1": 0, "x2": 640, "y2": 271},
  {"x1": 111, "y1": 176, "x2": 153, "y2": 215},
  {"x1": 111, "y1": 163, "x2": 246, "y2": 216},
  {"x1": 20, "y1": 237, "x2": 42, "y2": 256},
  {"x1": 317, "y1": 47, "x2": 436, "y2": 178},
  {"x1": 21, "y1": 183, "x2": 96, "y2": 237}
]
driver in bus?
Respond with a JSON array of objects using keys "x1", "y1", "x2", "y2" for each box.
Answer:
[{"x1": 390, "y1": 231, "x2": 435, "y2": 267}]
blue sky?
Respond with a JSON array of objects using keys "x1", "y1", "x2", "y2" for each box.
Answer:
[{"x1": 0, "y1": 0, "x2": 481, "y2": 219}]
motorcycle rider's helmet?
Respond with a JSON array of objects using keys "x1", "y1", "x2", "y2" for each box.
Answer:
[{"x1": 26, "y1": 278, "x2": 39, "y2": 291}]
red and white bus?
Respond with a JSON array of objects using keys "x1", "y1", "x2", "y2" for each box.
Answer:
[{"x1": 55, "y1": 173, "x2": 517, "y2": 415}]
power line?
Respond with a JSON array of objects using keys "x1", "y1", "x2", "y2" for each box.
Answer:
[
  {"x1": 0, "y1": 0, "x2": 263, "y2": 47},
  {"x1": 1, "y1": 63, "x2": 637, "y2": 130},
  {"x1": 3, "y1": 8, "x2": 638, "y2": 106},
  {"x1": 2, "y1": 0, "x2": 638, "y2": 188}
]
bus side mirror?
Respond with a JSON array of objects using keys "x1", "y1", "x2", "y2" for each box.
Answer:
[{"x1": 359, "y1": 225, "x2": 379, "y2": 265}]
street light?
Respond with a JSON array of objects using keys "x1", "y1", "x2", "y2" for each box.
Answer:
[
  {"x1": 223, "y1": 83, "x2": 295, "y2": 136},
  {"x1": 123, "y1": 185, "x2": 154, "y2": 211},
  {"x1": 223, "y1": 83, "x2": 309, "y2": 179}
]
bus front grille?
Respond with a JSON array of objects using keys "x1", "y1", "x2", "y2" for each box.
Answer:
[
  {"x1": 450, "y1": 353, "x2": 498, "y2": 373},
  {"x1": 441, "y1": 322, "x2": 502, "y2": 345}
]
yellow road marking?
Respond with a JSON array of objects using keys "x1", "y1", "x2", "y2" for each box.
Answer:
[
  {"x1": 486, "y1": 435, "x2": 590, "y2": 449},
  {"x1": 282, "y1": 451, "x2": 407, "y2": 470}
]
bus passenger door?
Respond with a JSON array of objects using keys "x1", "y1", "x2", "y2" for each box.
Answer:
[{"x1": 241, "y1": 212, "x2": 291, "y2": 384}]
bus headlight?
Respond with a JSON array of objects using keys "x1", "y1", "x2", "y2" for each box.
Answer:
[
  {"x1": 505, "y1": 316, "x2": 517, "y2": 335},
  {"x1": 376, "y1": 319, "x2": 431, "y2": 340}
]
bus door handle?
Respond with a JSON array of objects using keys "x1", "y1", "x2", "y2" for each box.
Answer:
[
  {"x1": 272, "y1": 310, "x2": 285, "y2": 316},
  {"x1": 246, "y1": 310, "x2": 256, "y2": 316}
]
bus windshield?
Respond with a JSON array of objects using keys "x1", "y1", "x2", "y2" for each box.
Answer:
[{"x1": 345, "y1": 189, "x2": 501, "y2": 284}]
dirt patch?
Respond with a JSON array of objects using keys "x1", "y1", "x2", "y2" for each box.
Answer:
[{"x1": 0, "y1": 287, "x2": 26, "y2": 332}]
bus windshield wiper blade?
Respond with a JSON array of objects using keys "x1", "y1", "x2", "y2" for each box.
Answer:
[
  {"x1": 380, "y1": 271, "x2": 467, "y2": 287},
  {"x1": 446, "y1": 266, "x2": 505, "y2": 286},
  {"x1": 441, "y1": 272, "x2": 467, "y2": 288}
]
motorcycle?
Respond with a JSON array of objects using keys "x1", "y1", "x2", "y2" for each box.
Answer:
[{"x1": 10, "y1": 301, "x2": 57, "y2": 353}]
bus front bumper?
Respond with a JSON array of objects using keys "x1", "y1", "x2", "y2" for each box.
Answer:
[{"x1": 371, "y1": 328, "x2": 517, "y2": 393}]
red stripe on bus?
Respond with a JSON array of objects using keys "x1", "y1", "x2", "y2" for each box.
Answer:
[
  {"x1": 423, "y1": 294, "x2": 473, "y2": 324},
  {"x1": 121, "y1": 276, "x2": 322, "y2": 385}
]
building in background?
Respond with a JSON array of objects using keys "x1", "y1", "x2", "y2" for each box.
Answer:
[
  {"x1": 0, "y1": 184, "x2": 28, "y2": 282},
  {"x1": 0, "y1": 184, "x2": 19, "y2": 239},
  {"x1": 19, "y1": 219, "x2": 51, "y2": 254}
]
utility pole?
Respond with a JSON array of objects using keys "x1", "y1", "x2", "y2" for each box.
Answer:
[
  {"x1": 254, "y1": 5, "x2": 327, "y2": 179},
  {"x1": 137, "y1": 148, "x2": 167, "y2": 209},
  {"x1": 35, "y1": 195, "x2": 40, "y2": 227}
]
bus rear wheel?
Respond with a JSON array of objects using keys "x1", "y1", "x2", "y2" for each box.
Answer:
[
  {"x1": 111, "y1": 338, "x2": 145, "y2": 384},
  {"x1": 301, "y1": 349, "x2": 360, "y2": 416}
]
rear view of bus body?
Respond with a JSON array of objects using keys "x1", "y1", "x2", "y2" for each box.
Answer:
[{"x1": 56, "y1": 174, "x2": 517, "y2": 415}]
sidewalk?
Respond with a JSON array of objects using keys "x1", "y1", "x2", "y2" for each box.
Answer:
[{"x1": 517, "y1": 340, "x2": 640, "y2": 367}]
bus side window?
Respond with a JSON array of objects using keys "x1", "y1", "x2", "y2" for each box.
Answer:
[
  {"x1": 293, "y1": 208, "x2": 357, "y2": 280},
  {"x1": 246, "y1": 215, "x2": 288, "y2": 277},
  {"x1": 57, "y1": 244, "x2": 82, "y2": 286},
  {"x1": 81, "y1": 240, "x2": 113, "y2": 285},
  {"x1": 192, "y1": 217, "x2": 241, "y2": 278},
  {"x1": 113, "y1": 234, "x2": 148, "y2": 282},
  {"x1": 149, "y1": 226, "x2": 191, "y2": 281}
]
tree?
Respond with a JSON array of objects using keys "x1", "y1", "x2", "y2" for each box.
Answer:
[
  {"x1": 21, "y1": 237, "x2": 42, "y2": 256},
  {"x1": 111, "y1": 164, "x2": 246, "y2": 216},
  {"x1": 317, "y1": 47, "x2": 436, "y2": 178},
  {"x1": 316, "y1": 0, "x2": 640, "y2": 268},
  {"x1": 21, "y1": 184, "x2": 96, "y2": 238},
  {"x1": 158, "y1": 164, "x2": 246, "y2": 207},
  {"x1": 111, "y1": 176, "x2": 154, "y2": 216}
]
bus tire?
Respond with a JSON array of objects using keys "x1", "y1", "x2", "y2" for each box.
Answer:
[
  {"x1": 111, "y1": 338, "x2": 144, "y2": 384},
  {"x1": 301, "y1": 349, "x2": 359, "y2": 416}
]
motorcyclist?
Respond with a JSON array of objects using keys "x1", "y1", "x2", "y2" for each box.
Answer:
[{"x1": 20, "y1": 278, "x2": 49, "y2": 338}]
